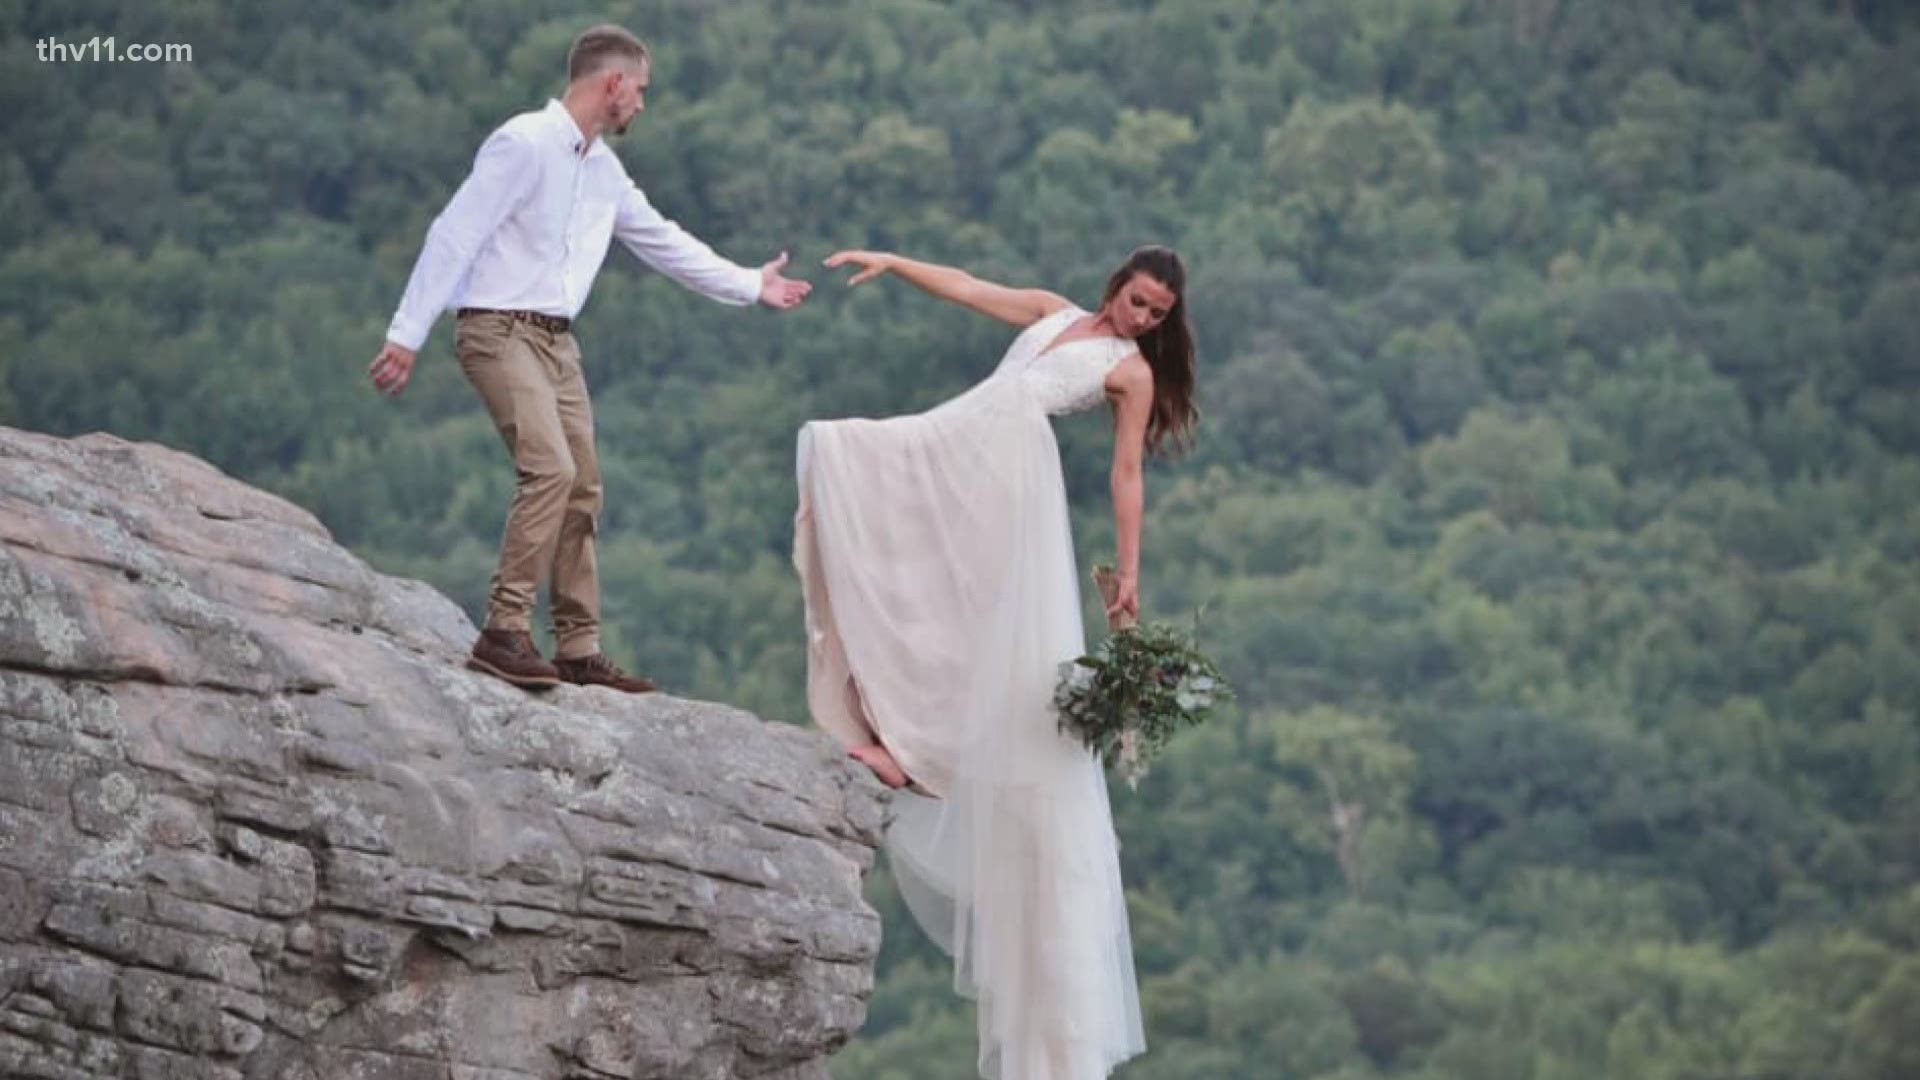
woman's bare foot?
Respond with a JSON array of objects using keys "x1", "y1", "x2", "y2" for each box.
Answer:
[{"x1": 849, "y1": 744, "x2": 910, "y2": 789}]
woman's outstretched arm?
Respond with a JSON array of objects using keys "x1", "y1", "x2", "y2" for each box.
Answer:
[{"x1": 824, "y1": 250, "x2": 1070, "y2": 327}]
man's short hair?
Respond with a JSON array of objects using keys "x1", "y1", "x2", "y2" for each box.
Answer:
[{"x1": 568, "y1": 25, "x2": 649, "y2": 82}]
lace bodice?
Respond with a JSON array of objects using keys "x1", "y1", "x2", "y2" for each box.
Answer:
[{"x1": 992, "y1": 308, "x2": 1134, "y2": 416}]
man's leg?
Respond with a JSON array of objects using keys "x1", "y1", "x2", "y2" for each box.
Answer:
[
  {"x1": 547, "y1": 331, "x2": 603, "y2": 662},
  {"x1": 545, "y1": 332, "x2": 657, "y2": 694},
  {"x1": 456, "y1": 313, "x2": 573, "y2": 687}
]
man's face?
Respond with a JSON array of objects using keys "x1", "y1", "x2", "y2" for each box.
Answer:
[{"x1": 606, "y1": 58, "x2": 649, "y2": 135}]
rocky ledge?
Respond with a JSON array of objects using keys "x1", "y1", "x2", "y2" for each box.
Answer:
[{"x1": 0, "y1": 426, "x2": 886, "y2": 1080}]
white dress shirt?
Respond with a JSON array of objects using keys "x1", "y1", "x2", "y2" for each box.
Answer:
[{"x1": 386, "y1": 99, "x2": 762, "y2": 350}]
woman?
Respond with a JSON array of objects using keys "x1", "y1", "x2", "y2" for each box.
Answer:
[{"x1": 793, "y1": 245, "x2": 1196, "y2": 1079}]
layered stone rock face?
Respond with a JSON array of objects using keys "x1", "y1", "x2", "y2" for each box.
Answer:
[{"x1": 0, "y1": 427, "x2": 886, "y2": 1079}]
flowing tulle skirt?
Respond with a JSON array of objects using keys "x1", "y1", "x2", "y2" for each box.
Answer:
[{"x1": 794, "y1": 375, "x2": 1144, "y2": 1079}]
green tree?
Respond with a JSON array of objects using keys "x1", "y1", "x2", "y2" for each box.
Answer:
[{"x1": 1269, "y1": 706, "x2": 1424, "y2": 900}]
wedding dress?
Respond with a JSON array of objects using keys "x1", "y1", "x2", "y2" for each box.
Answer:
[{"x1": 793, "y1": 306, "x2": 1145, "y2": 1079}]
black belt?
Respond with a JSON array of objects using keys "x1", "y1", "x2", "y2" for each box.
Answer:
[{"x1": 457, "y1": 307, "x2": 572, "y2": 334}]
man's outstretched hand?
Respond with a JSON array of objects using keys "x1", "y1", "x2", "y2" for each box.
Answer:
[
  {"x1": 369, "y1": 342, "x2": 417, "y2": 396},
  {"x1": 758, "y1": 251, "x2": 812, "y2": 310}
]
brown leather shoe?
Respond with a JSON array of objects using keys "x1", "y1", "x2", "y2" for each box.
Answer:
[
  {"x1": 553, "y1": 653, "x2": 658, "y2": 694},
  {"x1": 467, "y1": 629, "x2": 561, "y2": 689}
]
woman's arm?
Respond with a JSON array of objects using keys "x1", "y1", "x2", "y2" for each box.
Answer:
[
  {"x1": 824, "y1": 250, "x2": 1069, "y2": 327},
  {"x1": 1106, "y1": 354, "x2": 1155, "y2": 622}
]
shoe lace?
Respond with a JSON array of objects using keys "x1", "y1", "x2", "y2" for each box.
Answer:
[{"x1": 577, "y1": 654, "x2": 624, "y2": 677}]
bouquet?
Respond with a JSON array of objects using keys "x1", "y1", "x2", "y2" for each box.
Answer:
[{"x1": 1053, "y1": 565, "x2": 1233, "y2": 787}]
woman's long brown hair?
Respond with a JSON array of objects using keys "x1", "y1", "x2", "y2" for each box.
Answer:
[{"x1": 1104, "y1": 246, "x2": 1198, "y2": 456}]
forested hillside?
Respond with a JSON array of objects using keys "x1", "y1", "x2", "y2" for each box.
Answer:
[{"x1": 3, "y1": 1, "x2": 1917, "y2": 1076}]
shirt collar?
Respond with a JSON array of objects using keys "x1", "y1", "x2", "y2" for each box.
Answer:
[{"x1": 543, "y1": 98, "x2": 596, "y2": 157}]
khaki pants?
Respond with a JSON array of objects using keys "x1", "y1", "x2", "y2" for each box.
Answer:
[{"x1": 455, "y1": 312, "x2": 602, "y2": 660}]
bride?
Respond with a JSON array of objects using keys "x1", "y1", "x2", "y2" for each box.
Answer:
[{"x1": 792, "y1": 245, "x2": 1198, "y2": 1079}]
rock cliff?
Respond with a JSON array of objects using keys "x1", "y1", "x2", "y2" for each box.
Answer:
[{"x1": 0, "y1": 426, "x2": 886, "y2": 1079}]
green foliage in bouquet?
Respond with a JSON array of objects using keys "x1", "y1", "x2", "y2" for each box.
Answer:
[{"x1": 1054, "y1": 566, "x2": 1233, "y2": 786}]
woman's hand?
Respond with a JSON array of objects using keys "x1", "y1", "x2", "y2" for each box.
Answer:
[
  {"x1": 823, "y1": 250, "x2": 893, "y2": 286},
  {"x1": 1106, "y1": 571, "x2": 1140, "y2": 626}
]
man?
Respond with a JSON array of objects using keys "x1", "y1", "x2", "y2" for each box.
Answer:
[{"x1": 369, "y1": 25, "x2": 810, "y2": 693}]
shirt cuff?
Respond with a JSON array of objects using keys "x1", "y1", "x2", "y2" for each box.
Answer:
[
  {"x1": 731, "y1": 265, "x2": 762, "y2": 306},
  {"x1": 386, "y1": 314, "x2": 432, "y2": 352}
]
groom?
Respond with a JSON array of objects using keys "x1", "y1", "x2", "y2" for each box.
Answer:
[{"x1": 369, "y1": 24, "x2": 811, "y2": 692}]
